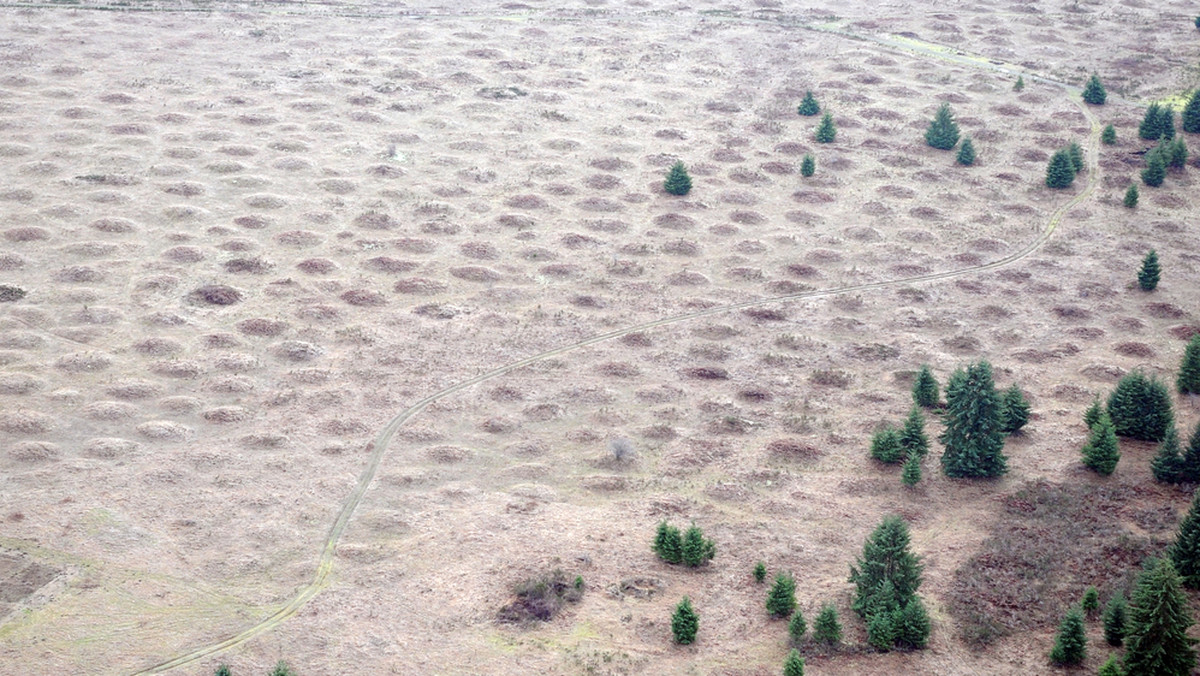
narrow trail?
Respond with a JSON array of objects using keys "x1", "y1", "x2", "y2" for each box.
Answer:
[{"x1": 123, "y1": 14, "x2": 1104, "y2": 675}]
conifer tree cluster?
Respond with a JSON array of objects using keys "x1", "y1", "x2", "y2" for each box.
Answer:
[
  {"x1": 1082, "y1": 73, "x2": 1107, "y2": 105},
  {"x1": 849, "y1": 516, "x2": 930, "y2": 651},
  {"x1": 1123, "y1": 558, "x2": 1196, "y2": 676},
  {"x1": 940, "y1": 361, "x2": 1008, "y2": 478},
  {"x1": 1106, "y1": 371, "x2": 1172, "y2": 441},
  {"x1": 924, "y1": 103, "x2": 961, "y2": 151},
  {"x1": 1139, "y1": 103, "x2": 1176, "y2": 141},
  {"x1": 1177, "y1": 334, "x2": 1200, "y2": 395},
  {"x1": 653, "y1": 521, "x2": 715, "y2": 567}
]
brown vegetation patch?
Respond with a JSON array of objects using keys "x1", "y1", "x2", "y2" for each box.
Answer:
[
  {"x1": 236, "y1": 318, "x2": 289, "y2": 337},
  {"x1": 683, "y1": 366, "x2": 729, "y2": 381},
  {"x1": 394, "y1": 277, "x2": 448, "y2": 295},
  {"x1": 188, "y1": 285, "x2": 243, "y2": 306},
  {"x1": 274, "y1": 340, "x2": 323, "y2": 362},
  {"x1": 340, "y1": 289, "x2": 388, "y2": 307},
  {"x1": 1114, "y1": 341, "x2": 1155, "y2": 358},
  {"x1": 224, "y1": 256, "x2": 274, "y2": 274},
  {"x1": 0, "y1": 285, "x2": 26, "y2": 302},
  {"x1": 1143, "y1": 302, "x2": 1185, "y2": 319},
  {"x1": 203, "y1": 406, "x2": 251, "y2": 423},
  {"x1": 9, "y1": 441, "x2": 60, "y2": 463},
  {"x1": 55, "y1": 352, "x2": 112, "y2": 373},
  {"x1": 84, "y1": 438, "x2": 139, "y2": 459},
  {"x1": 810, "y1": 369, "x2": 853, "y2": 387},
  {"x1": 1051, "y1": 305, "x2": 1092, "y2": 320},
  {"x1": 426, "y1": 445, "x2": 471, "y2": 463},
  {"x1": 5, "y1": 227, "x2": 50, "y2": 242},
  {"x1": 133, "y1": 338, "x2": 183, "y2": 356},
  {"x1": 136, "y1": 420, "x2": 194, "y2": 442}
]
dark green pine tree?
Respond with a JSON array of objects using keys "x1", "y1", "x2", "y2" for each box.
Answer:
[
  {"x1": 1181, "y1": 421, "x2": 1200, "y2": 483},
  {"x1": 1177, "y1": 334, "x2": 1200, "y2": 395},
  {"x1": 1082, "y1": 586, "x2": 1101, "y2": 618},
  {"x1": 1171, "y1": 490, "x2": 1200, "y2": 589},
  {"x1": 912, "y1": 365, "x2": 940, "y2": 408},
  {"x1": 754, "y1": 561, "x2": 767, "y2": 584},
  {"x1": 1050, "y1": 606, "x2": 1087, "y2": 666},
  {"x1": 672, "y1": 596, "x2": 699, "y2": 645},
  {"x1": 767, "y1": 571, "x2": 797, "y2": 619},
  {"x1": 1183, "y1": 89, "x2": 1200, "y2": 134},
  {"x1": 783, "y1": 649, "x2": 805, "y2": 676},
  {"x1": 1045, "y1": 148, "x2": 1076, "y2": 189},
  {"x1": 940, "y1": 361, "x2": 1008, "y2": 478},
  {"x1": 1084, "y1": 396, "x2": 1104, "y2": 429},
  {"x1": 681, "y1": 524, "x2": 715, "y2": 567},
  {"x1": 1140, "y1": 102, "x2": 1166, "y2": 140},
  {"x1": 1067, "y1": 141, "x2": 1085, "y2": 173},
  {"x1": 850, "y1": 516, "x2": 923, "y2": 620},
  {"x1": 893, "y1": 596, "x2": 931, "y2": 649},
  {"x1": 812, "y1": 603, "x2": 842, "y2": 645},
  {"x1": 1081, "y1": 411, "x2": 1120, "y2": 476},
  {"x1": 800, "y1": 154, "x2": 815, "y2": 177},
  {"x1": 788, "y1": 607, "x2": 807, "y2": 645},
  {"x1": 1142, "y1": 149, "x2": 1166, "y2": 187},
  {"x1": 900, "y1": 407, "x2": 929, "y2": 458},
  {"x1": 1152, "y1": 426, "x2": 1185, "y2": 484},
  {"x1": 1123, "y1": 558, "x2": 1196, "y2": 676},
  {"x1": 870, "y1": 426, "x2": 905, "y2": 464},
  {"x1": 1159, "y1": 106, "x2": 1176, "y2": 140},
  {"x1": 999, "y1": 384, "x2": 1030, "y2": 435},
  {"x1": 1107, "y1": 370, "x2": 1172, "y2": 441},
  {"x1": 797, "y1": 90, "x2": 820, "y2": 116},
  {"x1": 1082, "y1": 73, "x2": 1107, "y2": 105},
  {"x1": 901, "y1": 453, "x2": 922, "y2": 488},
  {"x1": 654, "y1": 521, "x2": 684, "y2": 564},
  {"x1": 1014, "y1": 75, "x2": 1025, "y2": 92},
  {"x1": 1101, "y1": 123, "x2": 1117, "y2": 145},
  {"x1": 1166, "y1": 137, "x2": 1188, "y2": 169},
  {"x1": 815, "y1": 112, "x2": 836, "y2": 143},
  {"x1": 924, "y1": 102, "x2": 961, "y2": 150},
  {"x1": 663, "y1": 161, "x2": 692, "y2": 196},
  {"x1": 1104, "y1": 592, "x2": 1127, "y2": 646},
  {"x1": 1124, "y1": 183, "x2": 1139, "y2": 208},
  {"x1": 1098, "y1": 654, "x2": 1123, "y2": 676},
  {"x1": 956, "y1": 136, "x2": 976, "y2": 166},
  {"x1": 215, "y1": 666, "x2": 232, "y2": 676},
  {"x1": 1138, "y1": 249, "x2": 1160, "y2": 291}
]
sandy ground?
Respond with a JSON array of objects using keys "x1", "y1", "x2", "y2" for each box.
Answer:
[{"x1": 0, "y1": 0, "x2": 1199, "y2": 674}]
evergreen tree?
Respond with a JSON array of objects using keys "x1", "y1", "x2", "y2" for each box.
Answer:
[
  {"x1": 1124, "y1": 183, "x2": 1139, "y2": 208},
  {"x1": 940, "y1": 361, "x2": 1008, "y2": 478},
  {"x1": 1166, "y1": 137, "x2": 1188, "y2": 169},
  {"x1": 1068, "y1": 141, "x2": 1085, "y2": 173},
  {"x1": 767, "y1": 572, "x2": 797, "y2": 618},
  {"x1": 1181, "y1": 421, "x2": 1200, "y2": 483},
  {"x1": 866, "y1": 607, "x2": 898, "y2": 650},
  {"x1": 1084, "y1": 396, "x2": 1103, "y2": 429},
  {"x1": 900, "y1": 408, "x2": 929, "y2": 458},
  {"x1": 870, "y1": 426, "x2": 904, "y2": 464},
  {"x1": 1014, "y1": 75, "x2": 1025, "y2": 92},
  {"x1": 1196, "y1": 15, "x2": 1200, "y2": 29},
  {"x1": 1082, "y1": 586, "x2": 1101, "y2": 618},
  {"x1": 1138, "y1": 249, "x2": 1160, "y2": 291},
  {"x1": 901, "y1": 453, "x2": 922, "y2": 488},
  {"x1": 850, "y1": 516, "x2": 923, "y2": 619},
  {"x1": 681, "y1": 524, "x2": 716, "y2": 567},
  {"x1": 754, "y1": 561, "x2": 767, "y2": 584},
  {"x1": 894, "y1": 596, "x2": 931, "y2": 649},
  {"x1": 783, "y1": 649, "x2": 805, "y2": 676},
  {"x1": 1107, "y1": 371, "x2": 1172, "y2": 441},
  {"x1": 956, "y1": 136, "x2": 976, "y2": 166},
  {"x1": 815, "y1": 112, "x2": 836, "y2": 143},
  {"x1": 813, "y1": 603, "x2": 843, "y2": 645},
  {"x1": 1101, "y1": 124, "x2": 1117, "y2": 145},
  {"x1": 663, "y1": 161, "x2": 692, "y2": 196},
  {"x1": 1177, "y1": 334, "x2": 1200, "y2": 395},
  {"x1": 672, "y1": 596, "x2": 699, "y2": 645},
  {"x1": 1098, "y1": 654, "x2": 1123, "y2": 676},
  {"x1": 999, "y1": 384, "x2": 1030, "y2": 435},
  {"x1": 800, "y1": 154, "x2": 815, "y2": 177},
  {"x1": 1104, "y1": 592, "x2": 1127, "y2": 646},
  {"x1": 654, "y1": 521, "x2": 683, "y2": 564},
  {"x1": 1050, "y1": 606, "x2": 1087, "y2": 666},
  {"x1": 1152, "y1": 426, "x2": 1185, "y2": 484},
  {"x1": 1141, "y1": 150, "x2": 1166, "y2": 187},
  {"x1": 797, "y1": 90, "x2": 820, "y2": 116},
  {"x1": 1183, "y1": 89, "x2": 1200, "y2": 134},
  {"x1": 788, "y1": 608, "x2": 807, "y2": 645},
  {"x1": 925, "y1": 103, "x2": 961, "y2": 150},
  {"x1": 912, "y1": 365, "x2": 940, "y2": 408},
  {"x1": 1082, "y1": 73, "x2": 1107, "y2": 105},
  {"x1": 1082, "y1": 411, "x2": 1120, "y2": 476},
  {"x1": 1140, "y1": 103, "x2": 1166, "y2": 140},
  {"x1": 1171, "y1": 490, "x2": 1200, "y2": 589},
  {"x1": 1123, "y1": 558, "x2": 1196, "y2": 676},
  {"x1": 215, "y1": 666, "x2": 232, "y2": 676},
  {"x1": 269, "y1": 663, "x2": 293, "y2": 676},
  {"x1": 1159, "y1": 106, "x2": 1176, "y2": 140},
  {"x1": 1045, "y1": 148, "x2": 1076, "y2": 189}
]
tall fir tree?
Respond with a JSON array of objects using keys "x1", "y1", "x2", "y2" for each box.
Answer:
[
  {"x1": 797, "y1": 90, "x2": 820, "y2": 116},
  {"x1": 1171, "y1": 490, "x2": 1200, "y2": 589},
  {"x1": 1050, "y1": 606, "x2": 1087, "y2": 666},
  {"x1": 1067, "y1": 141, "x2": 1085, "y2": 173},
  {"x1": 1142, "y1": 150, "x2": 1166, "y2": 187},
  {"x1": 912, "y1": 365, "x2": 940, "y2": 408},
  {"x1": 1138, "y1": 249, "x2": 1160, "y2": 291},
  {"x1": 783, "y1": 649, "x2": 805, "y2": 676},
  {"x1": 1103, "y1": 592, "x2": 1127, "y2": 646},
  {"x1": 940, "y1": 361, "x2": 1008, "y2": 478},
  {"x1": 999, "y1": 384, "x2": 1030, "y2": 435},
  {"x1": 1045, "y1": 148, "x2": 1076, "y2": 189},
  {"x1": 1124, "y1": 183, "x2": 1139, "y2": 208},
  {"x1": 813, "y1": 603, "x2": 842, "y2": 645},
  {"x1": 1140, "y1": 102, "x2": 1166, "y2": 140},
  {"x1": 1123, "y1": 558, "x2": 1196, "y2": 676},
  {"x1": 1082, "y1": 73, "x2": 1107, "y2": 105},
  {"x1": 1082, "y1": 411, "x2": 1121, "y2": 475},
  {"x1": 956, "y1": 136, "x2": 976, "y2": 166},
  {"x1": 1101, "y1": 123, "x2": 1117, "y2": 145},
  {"x1": 815, "y1": 112, "x2": 836, "y2": 143},
  {"x1": 767, "y1": 571, "x2": 797, "y2": 619},
  {"x1": 800, "y1": 154, "x2": 815, "y2": 177},
  {"x1": 1107, "y1": 371, "x2": 1172, "y2": 441},
  {"x1": 1152, "y1": 426, "x2": 1185, "y2": 484},
  {"x1": 924, "y1": 103, "x2": 961, "y2": 150},
  {"x1": 672, "y1": 596, "x2": 699, "y2": 645},
  {"x1": 1177, "y1": 334, "x2": 1200, "y2": 395},
  {"x1": 900, "y1": 407, "x2": 930, "y2": 458},
  {"x1": 1183, "y1": 89, "x2": 1200, "y2": 134},
  {"x1": 663, "y1": 161, "x2": 692, "y2": 196}
]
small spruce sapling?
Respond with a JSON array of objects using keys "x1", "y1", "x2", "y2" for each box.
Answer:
[
  {"x1": 1138, "y1": 250, "x2": 1160, "y2": 291},
  {"x1": 800, "y1": 154, "x2": 815, "y2": 177},
  {"x1": 870, "y1": 427, "x2": 904, "y2": 464},
  {"x1": 1124, "y1": 183, "x2": 1139, "y2": 208},
  {"x1": 1050, "y1": 606, "x2": 1087, "y2": 666},
  {"x1": 1184, "y1": 89, "x2": 1200, "y2": 134},
  {"x1": 999, "y1": 384, "x2": 1030, "y2": 435},
  {"x1": 912, "y1": 365, "x2": 940, "y2": 408},
  {"x1": 672, "y1": 597, "x2": 699, "y2": 645},
  {"x1": 924, "y1": 102, "x2": 960, "y2": 150},
  {"x1": 1101, "y1": 124, "x2": 1117, "y2": 144},
  {"x1": 956, "y1": 136, "x2": 976, "y2": 166},
  {"x1": 1013, "y1": 75, "x2": 1025, "y2": 92},
  {"x1": 813, "y1": 603, "x2": 843, "y2": 645},
  {"x1": 1170, "y1": 490, "x2": 1200, "y2": 589},
  {"x1": 900, "y1": 408, "x2": 930, "y2": 458},
  {"x1": 815, "y1": 112, "x2": 836, "y2": 143},
  {"x1": 1103, "y1": 592, "x2": 1127, "y2": 646},
  {"x1": 797, "y1": 90, "x2": 820, "y2": 116},
  {"x1": 767, "y1": 572, "x2": 797, "y2": 618},
  {"x1": 1177, "y1": 334, "x2": 1200, "y2": 395},
  {"x1": 788, "y1": 608, "x2": 807, "y2": 645},
  {"x1": 1142, "y1": 151, "x2": 1166, "y2": 187},
  {"x1": 215, "y1": 666, "x2": 232, "y2": 676},
  {"x1": 1084, "y1": 396, "x2": 1103, "y2": 429},
  {"x1": 754, "y1": 561, "x2": 767, "y2": 584},
  {"x1": 901, "y1": 454, "x2": 922, "y2": 488},
  {"x1": 1152, "y1": 427, "x2": 1185, "y2": 484},
  {"x1": 1067, "y1": 141, "x2": 1085, "y2": 173},
  {"x1": 783, "y1": 649, "x2": 806, "y2": 676},
  {"x1": 663, "y1": 161, "x2": 692, "y2": 196},
  {"x1": 1082, "y1": 73, "x2": 1107, "y2": 105},
  {"x1": 1083, "y1": 586, "x2": 1101, "y2": 618},
  {"x1": 1082, "y1": 411, "x2": 1120, "y2": 476},
  {"x1": 1045, "y1": 148, "x2": 1076, "y2": 188},
  {"x1": 1099, "y1": 655, "x2": 1123, "y2": 676}
]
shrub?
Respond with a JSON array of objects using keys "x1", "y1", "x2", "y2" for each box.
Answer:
[
  {"x1": 1045, "y1": 148, "x2": 1076, "y2": 189},
  {"x1": 870, "y1": 426, "x2": 904, "y2": 464},
  {"x1": 783, "y1": 649, "x2": 805, "y2": 676},
  {"x1": 940, "y1": 361, "x2": 1008, "y2": 478},
  {"x1": 813, "y1": 603, "x2": 843, "y2": 645},
  {"x1": 672, "y1": 597, "x2": 699, "y2": 645},
  {"x1": 1124, "y1": 183, "x2": 1139, "y2": 208},
  {"x1": 1140, "y1": 103, "x2": 1167, "y2": 140},
  {"x1": 1082, "y1": 411, "x2": 1120, "y2": 476},
  {"x1": 1082, "y1": 586, "x2": 1100, "y2": 618},
  {"x1": 754, "y1": 561, "x2": 767, "y2": 583},
  {"x1": 797, "y1": 90, "x2": 819, "y2": 116},
  {"x1": 800, "y1": 154, "x2": 815, "y2": 177},
  {"x1": 497, "y1": 569, "x2": 585, "y2": 623},
  {"x1": 1177, "y1": 334, "x2": 1200, "y2": 394},
  {"x1": 788, "y1": 608, "x2": 807, "y2": 645},
  {"x1": 925, "y1": 102, "x2": 960, "y2": 150},
  {"x1": 912, "y1": 365, "x2": 940, "y2": 408},
  {"x1": 815, "y1": 112, "x2": 836, "y2": 143},
  {"x1": 1138, "y1": 249, "x2": 1160, "y2": 291},
  {"x1": 1123, "y1": 558, "x2": 1196, "y2": 676},
  {"x1": 608, "y1": 437, "x2": 635, "y2": 463},
  {"x1": 1082, "y1": 73, "x2": 1107, "y2": 105},
  {"x1": 1107, "y1": 371, "x2": 1172, "y2": 441},
  {"x1": 1104, "y1": 592, "x2": 1127, "y2": 646},
  {"x1": 1166, "y1": 137, "x2": 1188, "y2": 169},
  {"x1": 1099, "y1": 654, "x2": 1123, "y2": 676},
  {"x1": 1101, "y1": 123, "x2": 1117, "y2": 144},
  {"x1": 1049, "y1": 606, "x2": 1087, "y2": 666},
  {"x1": 767, "y1": 572, "x2": 797, "y2": 618},
  {"x1": 999, "y1": 384, "x2": 1030, "y2": 435},
  {"x1": 663, "y1": 161, "x2": 692, "y2": 196},
  {"x1": 956, "y1": 136, "x2": 976, "y2": 166}
]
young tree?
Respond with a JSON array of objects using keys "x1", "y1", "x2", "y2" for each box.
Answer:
[
  {"x1": 672, "y1": 597, "x2": 699, "y2": 645},
  {"x1": 1082, "y1": 73, "x2": 1107, "y2": 105},
  {"x1": 850, "y1": 516, "x2": 928, "y2": 651},
  {"x1": 1067, "y1": 141, "x2": 1085, "y2": 173},
  {"x1": 1166, "y1": 137, "x2": 1188, "y2": 169},
  {"x1": 783, "y1": 649, "x2": 805, "y2": 676},
  {"x1": 900, "y1": 407, "x2": 929, "y2": 458},
  {"x1": 1045, "y1": 148, "x2": 1076, "y2": 189},
  {"x1": 1142, "y1": 150, "x2": 1166, "y2": 187},
  {"x1": 815, "y1": 112, "x2": 836, "y2": 143},
  {"x1": 940, "y1": 361, "x2": 1008, "y2": 478},
  {"x1": 788, "y1": 608, "x2": 807, "y2": 645},
  {"x1": 1181, "y1": 421, "x2": 1200, "y2": 483},
  {"x1": 1177, "y1": 334, "x2": 1200, "y2": 395},
  {"x1": 269, "y1": 662, "x2": 294, "y2": 676},
  {"x1": 654, "y1": 521, "x2": 683, "y2": 564},
  {"x1": 1104, "y1": 592, "x2": 1127, "y2": 646},
  {"x1": 1140, "y1": 103, "x2": 1166, "y2": 140},
  {"x1": 1159, "y1": 106, "x2": 1176, "y2": 140},
  {"x1": 1183, "y1": 89, "x2": 1200, "y2": 134},
  {"x1": 1138, "y1": 249, "x2": 1160, "y2": 291},
  {"x1": 1171, "y1": 490, "x2": 1200, "y2": 589},
  {"x1": 894, "y1": 596, "x2": 931, "y2": 649},
  {"x1": 925, "y1": 103, "x2": 960, "y2": 150},
  {"x1": 1101, "y1": 123, "x2": 1117, "y2": 145},
  {"x1": 901, "y1": 453, "x2": 922, "y2": 488},
  {"x1": 813, "y1": 603, "x2": 843, "y2": 645},
  {"x1": 912, "y1": 365, "x2": 940, "y2": 408},
  {"x1": 767, "y1": 572, "x2": 797, "y2": 619},
  {"x1": 797, "y1": 90, "x2": 820, "y2": 116},
  {"x1": 956, "y1": 136, "x2": 976, "y2": 166},
  {"x1": 999, "y1": 384, "x2": 1030, "y2": 435},
  {"x1": 1152, "y1": 426, "x2": 1185, "y2": 484},
  {"x1": 1123, "y1": 558, "x2": 1196, "y2": 676},
  {"x1": 1107, "y1": 371, "x2": 1172, "y2": 441},
  {"x1": 870, "y1": 426, "x2": 904, "y2": 464},
  {"x1": 1082, "y1": 411, "x2": 1120, "y2": 475},
  {"x1": 681, "y1": 524, "x2": 716, "y2": 568},
  {"x1": 1082, "y1": 586, "x2": 1101, "y2": 618},
  {"x1": 1050, "y1": 606, "x2": 1087, "y2": 666},
  {"x1": 1098, "y1": 654, "x2": 1123, "y2": 676},
  {"x1": 1013, "y1": 75, "x2": 1025, "y2": 92},
  {"x1": 1084, "y1": 396, "x2": 1103, "y2": 429},
  {"x1": 1124, "y1": 183, "x2": 1139, "y2": 208},
  {"x1": 215, "y1": 666, "x2": 232, "y2": 676},
  {"x1": 800, "y1": 154, "x2": 815, "y2": 177},
  {"x1": 754, "y1": 561, "x2": 767, "y2": 584},
  {"x1": 663, "y1": 161, "x2": 692, "y2": 196}
]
